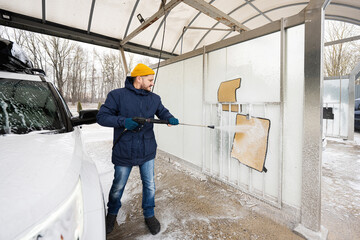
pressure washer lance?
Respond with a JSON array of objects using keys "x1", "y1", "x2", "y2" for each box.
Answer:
[
  {"x1": 132, "y1": 117, "x2": 215, "y2": 129},
  {"x1": 178, "y1": 122, "x2": 215, "y2": 129},
  {"x1": 112, "y1": 117, "x2": 214, "y2": 149}
]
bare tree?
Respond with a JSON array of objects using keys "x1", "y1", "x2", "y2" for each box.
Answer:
[
  {"x1": 127, "y1": 53, "x2": 135, "y2": 75},
  {"x1": 24, "y1": 32, "x2": 47, "y2": 71},
  {"x1": 2, "y1": 27, "x2": 27, "y2": 47},
  {"x1": 64, "y1": 57, "x2": 73, "y2": 100},
  {"x1": 0, "y1": 26, "x2": 148, "y2": 103},
  {"x1": 82, "y1": 53, "x2": 89, "y2": 102},
  {"x1": 42, "y1": 36, "x2": 75, "y2": 95},
  {"x1": 96, "y1": 50, "x2": 126, "y2": 100},
  {"x1": 91, "y1": 48, "x2": 98, "y2": 103},
  {"x1": 324, "y1": 21, "x2": 360, "y2": 77},
  {"x1": 64, "y1": 45, "x2": 88, "y2": 104}
]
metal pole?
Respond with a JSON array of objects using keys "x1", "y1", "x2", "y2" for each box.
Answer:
[
  {"x1": 298, "y1": 0, "x2": 328, "y2": 235},
  {"x1": 202, "y1": 46, "x2": 206, "y2": 171},
  {"x1": 228, "y1": 103, "x2": 231, "y2": 182},
  {"x1": 219, "y1": 103, "x2": 223, "y2": 179},
  {"x1": 210, "y1": 103, "x2": 213, "y2": 174},
  {"x1": 237, "y1": 103, "x2": 241, "y2": 186},
  {"x1": 42, "y1": 0, "x2": 46, "y2": 23},
  {"x1": 119, "y1": 47, "x2": 129, "y2": 76},
  {"x1": 185, "y1": 26, "x2": 234, "y2": 31},
  {"x1": 278, "y1": 17, "x2": 285, "y2": 207},
  {"x1": 248, "y1": 104, "x2": 253, "y2": 192},
  {"x1": 262, "y1": 103, "x2": 267, "y2": 199}
]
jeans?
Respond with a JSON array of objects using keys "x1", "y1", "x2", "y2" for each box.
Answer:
[{"x1": 107, "y1": 159, "x2": 155, "y2": 218}]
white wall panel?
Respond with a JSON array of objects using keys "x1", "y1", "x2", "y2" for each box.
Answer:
[
  {"x1": 227, "y1": 32, "x2": 281, "y2": 103},
  {"x1": 205, "y1": 32, "x2": 283, "y2": 204},
  {"x1": 340, "y1": 79, "x2": 349, "y2": 137},
  {"x1": 215, "y1": 104, "x2": 281, "y2": 200},
  {"x1": 262, "y1": 105, "x2": 281, "y2": 198},
  {"x1": 283, "y1": 24, "x2": 304, "y2": 208},
  {"x1": 183, "y1": 56, "x2": 203, "y2": 166},
  {"x1": 205, "y1": 49, "x2": 227, "y2": 103},
  {"x1": 155, "y1": 24, "x2": 305, "y2": 210},
  {"x1": 323, "y1": 78, "x2": 350, "y2": 138},
  {"x1": 154, "y1": 62, "x2": 184, "y2": 159},
  {"x1": 204, "y1": 104, "x2": 221, "y2": 175}
]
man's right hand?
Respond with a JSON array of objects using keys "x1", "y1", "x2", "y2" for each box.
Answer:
[{"x1": 125, "y1": 118, "x2": 139, "y2": 130}]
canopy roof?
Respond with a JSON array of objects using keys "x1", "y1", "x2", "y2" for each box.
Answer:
[{"x1": 0, "y1": 0, "x2": 359, "y2": 59}]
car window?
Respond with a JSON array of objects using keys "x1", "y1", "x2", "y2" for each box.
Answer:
[
  {"x1": 0, "y1": 78, "x2": 64, "y2": 134},
  {"x1": 355, "y1": 99, "x2": 360, "y2": 110}
]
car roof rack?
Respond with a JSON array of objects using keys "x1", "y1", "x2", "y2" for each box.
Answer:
[{"x1": 0, "y1": 38, "x2": 46, "y2": 76}]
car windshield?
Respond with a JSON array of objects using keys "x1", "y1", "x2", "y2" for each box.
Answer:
[{"x1": 0, "y1": 78, "x2": 64, "y2": 134}]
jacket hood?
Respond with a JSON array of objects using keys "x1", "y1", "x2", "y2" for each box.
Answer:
[{"x1": 125, "y1": 76, "x2": 150, "y2": 96}]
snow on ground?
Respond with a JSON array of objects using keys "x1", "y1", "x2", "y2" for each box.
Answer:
[
  {"x1": 73, "y1": 103, "x2": 360, "y2": 239},
  {"x1": 322, "y1": 133, "x2": 360, "y2": 240},
  {"x1": 76, "y1": 116, "x2": 300, "y2": 239}
]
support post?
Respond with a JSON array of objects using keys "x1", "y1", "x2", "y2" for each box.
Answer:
[
  {"x1": 349, "y1": 61, "x2": 360, "y2": 141},
  {"x1": 294, "y1": 0, "x2": 330, "y2": 239},
  {"x1": 201, "y1": 46, "x2": 206, "y2": 171},
  {"x1": 119, "y1": 47, "x2": 129, "y2": 76}
]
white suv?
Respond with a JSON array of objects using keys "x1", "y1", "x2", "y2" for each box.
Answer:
[{"x1": 0, "y1": 38, "x2": 105, "y2": 239}]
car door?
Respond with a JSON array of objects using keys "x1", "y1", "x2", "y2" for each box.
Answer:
[{"x1": 355, "y1": 99, "x2": 360, "y2": 130}]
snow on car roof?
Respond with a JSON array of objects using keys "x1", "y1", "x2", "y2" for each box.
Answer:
[{"x1": 0, "y1": 71, "x2": 44, "y2": 82}]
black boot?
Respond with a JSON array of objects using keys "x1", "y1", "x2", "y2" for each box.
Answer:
[
  {"x1": 145, "y1": 216, "x2": 161, "y2": 235},
  {"x1": 106, "y1": 213, "x2": 117, "y2": 234}
]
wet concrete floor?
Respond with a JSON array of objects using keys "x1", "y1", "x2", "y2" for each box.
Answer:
[
  {"x1": 104, "y1": 155, "x2": 303, "y2": 240},
  {"x1": 322, "y1": 136, "x2": 360, "y2": 240},
  {"x1": 82, "y1": 123, "x2": 360, "y2": 240}
]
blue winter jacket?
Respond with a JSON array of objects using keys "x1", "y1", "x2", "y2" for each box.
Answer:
[{"x1": 97, "y1": 76, "x2": 174, "y2": 166}]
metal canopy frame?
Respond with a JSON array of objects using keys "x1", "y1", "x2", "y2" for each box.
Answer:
[
  {"x1": 87, "y1": 0, "x2": 96, "y2": 34},
  {"x1": 1, "y1": 0, "x2": 359, "y2": 59},
  {"x1": 0, "y1": 9, "x2": 177, "y2": 59},
  {"x1": 0, "y1": 0, "x2": 359, "y2": 238},
  {"x1": 325, "y1": 34, "x2": 360, "y2": 46},
  {"x1": 120, "y1": 0, "x2": 182, "y2": 46},
  {"x1": 150, "y1": 10, "x2": 305, "y2": 69},
  {"x1": 182, "y1": 0, "x2": 250, "y2": 32},
  {"x1": 192, "y1": 1, "x2": 252, "y2": 51},
  {"x1": 171, "y1": 0, "x2": 216, "y2": 54}
]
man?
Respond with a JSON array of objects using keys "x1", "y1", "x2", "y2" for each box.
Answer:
[{"x1": 97, "y1": 63, "x2": 179, "y2": 235}]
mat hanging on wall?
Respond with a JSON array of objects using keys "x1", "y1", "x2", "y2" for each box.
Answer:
[
  {"x1": 231, "y1": 114, "x2": 270, "y2": 172},
  {"x1": 217, "y1": 78, "x2": 241, "y2": 112}
]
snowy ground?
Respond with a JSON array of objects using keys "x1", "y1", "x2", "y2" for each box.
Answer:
[
  {"x1": 80, "y1": 123, "x2": 302, "y2": 240},
  {"x1": 73, "y1": 104, "x2": 360, "y2": 239},
  {"x1": 322, "y1": 133, "x2": 360, "y2": 240}
]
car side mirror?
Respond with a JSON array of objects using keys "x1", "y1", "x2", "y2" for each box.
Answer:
[{"x1": 71, "y1": 109, "x2": 98, "y2": 126}]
